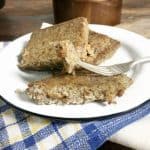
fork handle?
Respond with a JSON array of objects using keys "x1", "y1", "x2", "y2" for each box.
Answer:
[{"x1": 131, "y1": 56, "x2": 150, "y2": 68}]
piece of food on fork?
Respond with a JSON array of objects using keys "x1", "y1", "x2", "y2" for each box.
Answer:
[
  {"x1": 18, "y1": 17, "x2": 89, "y2": 71},
  {"x1": 26, "y1": 73, "x2": 132, "y2": 105},
  {"x1": 19, "y1": 40, "x2": 79, "y2": 74}
]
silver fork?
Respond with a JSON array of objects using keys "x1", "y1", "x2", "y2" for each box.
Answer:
[{"x1": 77, "y1": 56, "x2": 150, "y2": 76}]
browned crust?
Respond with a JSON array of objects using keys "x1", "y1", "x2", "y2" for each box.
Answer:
[{"x1": 26, "y1": 73, "x2": 133, "y2": 105}]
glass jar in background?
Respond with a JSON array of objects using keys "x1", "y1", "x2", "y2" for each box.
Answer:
[{"x1": 53, "y1": 0, "x2": 122, "y2": 25}]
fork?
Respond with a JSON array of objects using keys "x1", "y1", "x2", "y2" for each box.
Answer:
[{"x1": 77, "y1": 56, "x2": 150, "y2": 76}]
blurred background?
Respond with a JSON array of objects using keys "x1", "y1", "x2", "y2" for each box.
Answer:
[{"x1": 0, "y1": 0, "x2": 149, "y2": 41}]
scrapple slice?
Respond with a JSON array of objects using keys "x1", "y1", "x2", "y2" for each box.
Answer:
[
  {"x1": 85, "y1": 30, "x2": 120, "y2": 64},
  {"x1": 26, "y1": 74, "x2": 132, "y2": 105}
]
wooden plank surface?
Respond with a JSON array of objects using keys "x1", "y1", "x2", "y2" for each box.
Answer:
[
  {"x1": 0, "y1": 0, "x2": 53, "y2": 40},
  {"x1": 117, "y1": 18, "x2": 150, "y2": 38},
  {"x1": 122, "y1": 0, "x2": 150, "y2": 18},
  {"x1": 0, "y1": 0, "x2": 150, "y2": 40}
]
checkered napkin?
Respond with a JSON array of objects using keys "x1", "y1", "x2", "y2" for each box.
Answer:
[{"x1": 0, "y1": 42, "x2": 150, "y2": 150}]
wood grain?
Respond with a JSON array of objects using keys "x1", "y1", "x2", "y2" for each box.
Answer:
[
  {"x1": 53, "y1": 0, "x2": 122, "y2": 25},
  {"x1": 0, "y1": 0, "x2": 53, "y2": 40},
  {"x1": 0, "y1": 0, "x2": 149, "y2": 40},
  {"x1": 117, "y1": 18, "x2": 150, "y2": 38},
  {"x1": 121, "y1": 0, "x2": 150, "y2": 23}
]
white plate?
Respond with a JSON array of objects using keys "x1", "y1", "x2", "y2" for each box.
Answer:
[{"x1": 0, "y1": 25, "x2": 150, "y2": 119}]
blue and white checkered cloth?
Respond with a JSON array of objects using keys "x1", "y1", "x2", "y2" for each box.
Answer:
[
  {"x1": 0, "y1": 98, "x2": 150, "y2": 150},
  {"x1": 0, "y1": 42, "x2": 150, "y2": 150}
]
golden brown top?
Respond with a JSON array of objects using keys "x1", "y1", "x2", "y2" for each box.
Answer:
[{"x1": 26, "y1": 17, "x2": 88, "y2": 50}]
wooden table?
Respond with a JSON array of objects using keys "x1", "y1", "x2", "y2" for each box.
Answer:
[
  {"x1": 0, "y1": 0, "x2": 150, "y2": 40},
  {"x1": 0, "y1": 0, "x2": 149, "y2": 149}
]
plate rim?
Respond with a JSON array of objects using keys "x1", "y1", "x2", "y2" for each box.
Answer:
[{"x1": 1, "y1": 95, "x2": 149, "y2": 120}]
